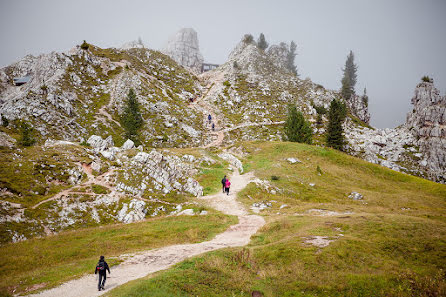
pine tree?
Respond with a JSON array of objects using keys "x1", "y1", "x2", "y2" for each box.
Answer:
[
  {"x1": 121, "y1": 89, "x2": 143, "y2": 144},
  {"x1": 341, "y1": 50, "x2": 358, "y2": 100},
  {"x1": 257, "y1": 33, "x2": 269, "y2": 51},
  {"x1": 286, "y1": 41, "x2": 298, "y2": 75},
  {"x1": 362, "y1": 87, "x2": 368, "y2": 107},
  {"x1": 19, "y1": 121, "x2": 35, "y2": 146},
  {"x1": 326, "y1": 99, "x2": 346, "y2": 150},
  {"x1": 341, "y1": 71, "x2": 352, "y2": 100},
  {"x1": 284, "y1": 105, "x2": 312, "y2": 144}
]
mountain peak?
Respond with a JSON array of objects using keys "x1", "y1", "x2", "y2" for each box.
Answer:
[{"x1": 163, "y1": 28, "x2": 203, "y2": 73}]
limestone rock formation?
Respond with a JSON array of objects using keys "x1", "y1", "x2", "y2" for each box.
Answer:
[
  {"x1": 405, "y1": 81, "x2": 446, "y2": 182},
  {"x1": 346, "y1": 94, "x2": 370, "y2": 124},
  {"x1": 266, "y1": 43, "x2": 290, "y2": 70},
  {"x1": 345, "y1": 80, "x2": 445, "y2": 182},
  {"x1": 163, "y1": 28, "x2": 204, "y2": 73},
  {"x1": 0, "y1": 43, "x2": 204, "y2": 147},
  {"x1": 120, "y1": 39, "x2": 145, "y2": 50}
]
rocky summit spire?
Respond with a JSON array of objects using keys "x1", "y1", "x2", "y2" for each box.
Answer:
[
  {"x1": 406, "y1": 79, "x2": 446, "y2": 182},
  {"x1": 163, "y1": 28, "x2": 204, "y2": 73}
]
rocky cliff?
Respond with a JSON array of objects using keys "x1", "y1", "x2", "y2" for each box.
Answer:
[
  {"x1": 201, "y1": 36, "x2": 338, "y2": 145},
  {"x1": 345, "y1": 80, "x2": 445, "y2": 183},
  {"x1": 163, "y1": 28, "x2": 204, "y2": 73},
  {"x1": 405, "y1": 81, "x2": 446, "y2": 182},
  {"x1": 1, "y1": 34, "x2": 444, "y2": 244},
  {"x1": 0, "y1": 44, "x2": 205, "y2": 148}
]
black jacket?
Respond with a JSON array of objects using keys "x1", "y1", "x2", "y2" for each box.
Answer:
[{"x1": 95, "y1": 260, "x2": 110, "y2": 274}]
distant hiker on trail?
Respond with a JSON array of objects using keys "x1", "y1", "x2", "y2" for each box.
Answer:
[
  {"x1": 225, "y1": 179, "x2": 231, "y2": 195},
  {"x1": 221, "y1": 175, "x2": 227, "y2": 193},
  {"x1": 95, "y1": 255, "x2": 110, "y2": 291},
  {"x1": 189, "y1": 97, "x2": 193, "y2": 103},
  {"x1": 208, "y1": 114, "x2": 212, "y2": 124},
  {"x1": 212, "y1": 122, "x2": 215, "y2": 131}
]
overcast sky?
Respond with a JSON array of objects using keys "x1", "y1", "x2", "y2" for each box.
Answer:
[{"x1": 1, "y1": 0, "x2": 445, "y2": 128}]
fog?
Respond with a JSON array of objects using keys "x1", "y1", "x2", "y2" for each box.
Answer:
[{"x1": 1, "y1": 0, "x2": 445, "y2": 128}]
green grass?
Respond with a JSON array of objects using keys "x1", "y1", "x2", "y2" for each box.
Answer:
[
  {"x1": 0, "y1": 145, "x2": 91, "y2": 207},
  {"x1": 105, "y1": 141, "x2": 446, "y2": 297},
  {"x1": 91, "y1": 184, "x2": 109, "y2": 194},
  {"x1": 196, "y1": 162, "x2": 229, "y2": 196},
  {"x1": 0, "y1": 213, "x2": 236, "y2": 295}
]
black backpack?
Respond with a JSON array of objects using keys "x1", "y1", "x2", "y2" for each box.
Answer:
[{"x1": 96, "y1": 261, "x2": 105, "y2": 271}]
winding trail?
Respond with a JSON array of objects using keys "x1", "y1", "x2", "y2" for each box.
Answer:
[
  {"x1": 28, "y1": 169, "x2": 264, "y2": 297},
  {"x1": 193, "y1": 73, "x2": 285, "y2": 148},
  {"x1": 27, "y1": 70, "x2": 272, "y2": 296},
  {"x1": 31, "y1": 168, "x2": 117, "y2": 210}
]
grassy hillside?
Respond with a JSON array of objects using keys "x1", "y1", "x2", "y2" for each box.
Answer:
[
  {"x1": 105, "y1": 141, "x2": 446, "y2": 297},
  {"x1": 0, "y1": 212, "x2": 236, "y2": 295}
]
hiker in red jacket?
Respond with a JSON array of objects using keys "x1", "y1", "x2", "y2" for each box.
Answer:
[
  {"x1": 225, "y1": 179, "x2": 231, "y2": 195},
  {"x1": 95, "y1": 255, "x2": 111, "y2": 291}
]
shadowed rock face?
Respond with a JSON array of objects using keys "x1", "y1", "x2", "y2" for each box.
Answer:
[
  {"x1": 406, "y1": 81, "x2": 446, "y2": 182},
  {"x1": 163, "y1": 28, "x2": 204, "y2": 73}
]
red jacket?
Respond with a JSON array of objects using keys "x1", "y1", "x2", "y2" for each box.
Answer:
[{"x1": 225, "y1": 180, "x2": 231, "y2": 188}]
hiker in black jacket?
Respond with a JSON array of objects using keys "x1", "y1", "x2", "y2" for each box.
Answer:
[
  {"x1": 221, "y1": 175, "x2": 227, "y2": 193},
  {"x1": 95, "y1": 255, "x2": 111, "y2": 291}
]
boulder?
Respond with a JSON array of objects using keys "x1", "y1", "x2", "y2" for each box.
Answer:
[
  {"x1": 121, "y1": 139, "x2": 135, "y2": 150},
  {"x1": 177, "y1": 209, "x2": 194, "y2": 216},
  {"x1": 287, "y1": 157, "x2": 301, "y2": 164},
  {"x1": 348, "y1": 192, "x2": 363, "y2": 200},
  {"x1": 117, "y1": 199, "x2": 147, "y2": 223},
  {"x1": 87, "y1": 135, "x2": 114, "y2": 151}
]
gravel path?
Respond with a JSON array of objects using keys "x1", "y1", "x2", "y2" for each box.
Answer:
[{"x1": 28, "y1": 169, "x2": 264, "y2": 297}]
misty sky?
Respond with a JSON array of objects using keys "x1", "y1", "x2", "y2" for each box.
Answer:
[{"x1": 1, "y1": 0, "x2": 445, "y2": 128}]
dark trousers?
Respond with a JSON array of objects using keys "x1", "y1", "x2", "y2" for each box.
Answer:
[
  {"x1": 222, "y1": 184, "x2": 225, "y2": 193},
  {"x1": 225, "y1": 187, "x2": 230, "y2": 195},
  {"x1": 98, "y1": 273, "x2": 106, "y2": 289}
]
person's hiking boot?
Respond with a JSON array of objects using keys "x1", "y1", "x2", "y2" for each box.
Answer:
[
  {"x1": 101, "y1": 285, "x2": 105, "y2": 290},
  {"x1": 98, "y1": 287, "x2": 101, "y2": 291}
]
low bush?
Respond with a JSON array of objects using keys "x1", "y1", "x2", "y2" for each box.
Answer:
[{"x1": 421, "y1": 76, "x2": 433, "y2": 83}]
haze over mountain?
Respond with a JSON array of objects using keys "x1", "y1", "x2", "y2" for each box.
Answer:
[
  {"x1": 1, "y1": 0, "x2": 445, "y2": 128},
  {"x1": 0, "y1": 2, "x2": 445, "y2": 295}
]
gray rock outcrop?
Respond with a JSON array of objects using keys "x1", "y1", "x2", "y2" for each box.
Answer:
[
  {"x1": 266, "y1": 43, "x2": 290, "y2": 70},
  {"x1": 118, "y1": 199, "x2": 147, "y2": 223},
  {"x1": 345, "y1": 80, "x2": 445, "y2": 183},
  {"x1": 346, "y1": 94, "x2": 370, "y2": 124},
  {"x1": 405, "y1": 81, "x2": 446, "y2": 182},
  {"x1": 163, "y1": 28, "x2": 204, "y2": 73},
  {"x1": 120, "y1": 39, "x2": 145, "y2": 50}
]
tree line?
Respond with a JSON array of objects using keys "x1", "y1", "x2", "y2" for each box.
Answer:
[{"x1": 284, "y1": 50, "x2": 358, "y2": 150}]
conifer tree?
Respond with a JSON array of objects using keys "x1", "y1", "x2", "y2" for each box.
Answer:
[
  {"x1": 257, "y1": 33, "x2": 269, "y2": 51},
  {"x1": 362, "y1": 87, "x2": 368, "y2": 107},
  {"x1": 286, "y1": 41, "x2": 298, "y2": 75},
  {"x1": 326, "y1": 99, "x2": 346, "y2": 150},
  {"x1": 19, "y1": 121, "x2": 35, "y2": 146},
  {"x1": 341, "y1": 50, "x2": 358, "y2": 100},
  {"x1": 121, "y1": 89, "x2": 143, "y2": 144},
  {"x1": 284, "y1": 105, "x2": 312, "y2": 144}
]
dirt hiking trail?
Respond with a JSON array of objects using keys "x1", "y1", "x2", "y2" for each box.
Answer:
[{"x1": 28, "y1": 170, "x2": 264, "y2": 297}]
